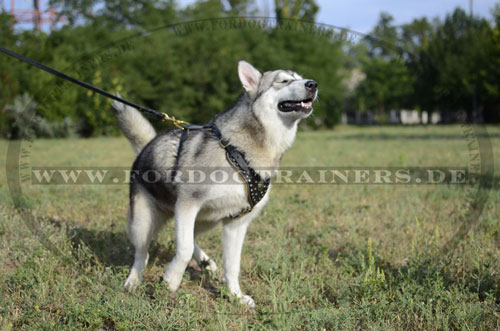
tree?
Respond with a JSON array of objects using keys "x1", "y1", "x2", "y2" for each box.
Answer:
[
  {"x1": 482, "y1": 4, "x2": 500, "y2": 122},
  {"x1": 415, "y1": 8, "x2": 496, "y2": 121},
  {"x1": 355, "y1": 57, "x2": 413, "y2": 114},
  {"x1": 225, "y1": 0, "x2": 256, "y2": 14},
  {"x1": 274, "y1": 0, "x2": 319, "y2": 23},
  {"x1": 48, "y1": 0, "x2": 96, "y2": 26},
  {"x1": 366, "y1": 12, "x2": 399, "y2": 58},
  {"x1": 0, "y1": 11, "x2": 19, "y2": 135},
  {"x1": 49, "y1": 0, "x2": 177, "y2": 29},
  {"x1": 400, "y1": 17, "x2": 436, "y2": 110},
  {"x1": 350, "y1": 13, "x2": 413, "y2": 116},
  {"x1": 33, "y1": 0, "x2": 41, "y2": 30}
]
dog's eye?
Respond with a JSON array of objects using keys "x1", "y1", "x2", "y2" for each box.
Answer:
[{"x1": 280, "y1": 80, "x2": 290, "y2": 84}]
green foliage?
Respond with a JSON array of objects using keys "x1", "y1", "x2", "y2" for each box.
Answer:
[
  {"x1": 354, "y1": 56, "x2": 413, "y2": 113},
  {"x1": 422, "y1": 9, "x2": 497, "y2": 118},
  {"x1": 0, "y1": 12, "x2": 21, "y2": 135},
  {"x1": 78, "y1": 71, "x2": 125, "y2": 136},
  {"x1": 350, "y1": 8, "x2": 500, "y2": 122},
  {"x1": 4, "y1": 93, "x2": 75, "y2": 138},
  {"x1": 2, "y1": 1, "x2": 500, "y2": 138},
  {"x1": 402, "y1": 9, "x2": 499, "y2": 121},
  {"x1": 274, "y1": 0, "x2": 319, "y2": 23},
  {"x1": 49, "y1": 0, "x2": 177, "y2": 28},
  {"x1": 361, "y1": 238, "x2": 386, "y2": 290},
  {"x1": 0, "y1": 1, "x2": 346, "y2": 137},
  {"x1": 347, "y1": 13, "x2": 414, "y2": 114}
]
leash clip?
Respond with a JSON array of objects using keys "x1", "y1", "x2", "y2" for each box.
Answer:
[{"x1": 162, "y1": 113, "x2": 189, "y2": 129}]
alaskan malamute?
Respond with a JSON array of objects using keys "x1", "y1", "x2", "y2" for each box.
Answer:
[{"x1": 112, "y1": 61, "x2": 318, "y2": 307}]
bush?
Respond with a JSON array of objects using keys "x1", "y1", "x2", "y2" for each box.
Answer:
[{"x1": 4, "y1": 93, "x2": 75, "y2": 138}]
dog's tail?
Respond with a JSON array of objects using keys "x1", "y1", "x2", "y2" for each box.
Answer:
[{"x1": 111, "y1": 96, "x2": 157, "y2": 155}]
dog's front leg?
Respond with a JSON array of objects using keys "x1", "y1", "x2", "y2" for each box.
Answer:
[
  {"x1": 163, "y1": 201, "x2": 199, "y2": 292},
  {"x1": 222, "y1": 216, "x2": 255, "y2": 308}
]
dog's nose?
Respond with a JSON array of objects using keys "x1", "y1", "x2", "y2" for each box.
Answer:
[{"x1": 305, "y1": 80, "x2": 318, "y2": 91}]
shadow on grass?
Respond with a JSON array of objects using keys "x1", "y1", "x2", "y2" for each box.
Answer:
[
  {"x1": 64, "y1": 223, "x2": 174, "y2": 268},
  {"x1": 44, "y1": 217, "x2": 222, "y2": 296},
  {"x1": 69, "y1": 226, "x2": 133, "y2": 267}
]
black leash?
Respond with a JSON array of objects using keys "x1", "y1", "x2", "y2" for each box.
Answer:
[{"x1": 0, "y1": 46, "x2": 188, "y2": 127}]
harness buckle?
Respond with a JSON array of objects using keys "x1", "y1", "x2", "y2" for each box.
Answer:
[{"x1": 230, "y1": 206, "x2": 252, "y2": 218}]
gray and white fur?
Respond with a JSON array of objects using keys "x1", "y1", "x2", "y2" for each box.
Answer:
[{"x1": 112, "y1": 61, "x2": 318, "y2": 307}]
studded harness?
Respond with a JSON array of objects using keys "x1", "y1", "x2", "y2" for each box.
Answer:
[{"x1": 175, "y1": 124, "x2": 271, "y2": 218}]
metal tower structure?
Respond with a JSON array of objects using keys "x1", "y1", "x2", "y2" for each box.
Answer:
[{"x1": 8, "y1": 0, "x2": 67, "y2": 30}]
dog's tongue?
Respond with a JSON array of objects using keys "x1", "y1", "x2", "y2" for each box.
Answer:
[{"x1": 300, "y1": 101, "x2": 312, "y2": 107}]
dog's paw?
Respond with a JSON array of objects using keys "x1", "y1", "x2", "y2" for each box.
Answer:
[
  {"x1": 240, "y1": 295, "x2": 255, "y2": 308},
  {"x1": 206, "y1": 259, "x2": 217, "y2": 272},
  {"x1": 162, "y1": 269, "x2": 183, "y2": 292},
  {"x1": 124, "y1": 273, "x2": 140, "y2": 291},
  {"x1": 200, "y1": 259, "x2": 217, "y2": 272}
]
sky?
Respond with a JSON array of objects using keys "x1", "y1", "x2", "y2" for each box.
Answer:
[
  {"x1": 184, "y1": 0, "x2": 499, "y2": 33},
  {"x1": 312, "y1": 0, "x2": 498, "y2": 33},
  {"x1": 3, "y1": 0, "x2": 499, "y2": 33}
]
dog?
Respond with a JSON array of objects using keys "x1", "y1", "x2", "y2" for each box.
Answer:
[{"x1": 112, "y1": 60, "x2": 318, "y2": 307}]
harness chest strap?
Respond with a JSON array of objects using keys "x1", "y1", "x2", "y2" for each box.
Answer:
[{"x1": 175, "y1": 124, "x2": 270, "y2": 219}]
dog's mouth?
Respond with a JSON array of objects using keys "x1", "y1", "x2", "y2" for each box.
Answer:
[{"x1": 278, "y1": 98, "x2": 314, "y2": 113}]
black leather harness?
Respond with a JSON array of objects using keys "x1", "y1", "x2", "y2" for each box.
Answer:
[{"x1": 175, "y1": 124, "x2": 271, "y2": 218}]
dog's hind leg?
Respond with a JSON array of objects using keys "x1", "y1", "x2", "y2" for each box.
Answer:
[
  {"x1": 193, "y1": 221, "x2": 219, "y2": 272},
  {"x1": 124, "y1": 187, "x2": 167, "y2": 291},
  {"x1": 163, "y1": 200, "x2": 200, "y2": 292}
]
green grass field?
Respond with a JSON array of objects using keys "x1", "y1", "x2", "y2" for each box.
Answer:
[{"x1": 1, "y1": 125, "x2": 499, "y2": 329}]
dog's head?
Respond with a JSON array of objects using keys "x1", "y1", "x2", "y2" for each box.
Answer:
[{"x1": 238, "y1": 60, "x2": 318, "y2": 122}]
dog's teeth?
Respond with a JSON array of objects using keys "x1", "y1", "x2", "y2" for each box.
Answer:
[{"x1": 301, "y1": 102, "x2": 304, "y2": 107}]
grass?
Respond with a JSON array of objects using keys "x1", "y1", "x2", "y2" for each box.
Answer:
[{"x1": 0, "y1": 125, "x2": 499, "y2": 329}]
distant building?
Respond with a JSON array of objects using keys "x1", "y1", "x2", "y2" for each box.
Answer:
[
  {"x1": 343, "y1": 110, "x2": 441, "y2": 125},
  {"x1": 400, "y1": 110, "x2": 420, "y2": 124}
]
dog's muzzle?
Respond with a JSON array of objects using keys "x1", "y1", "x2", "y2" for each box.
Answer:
[{"x1": 278, "y1": 80, "x2": 318, "y2": 113}]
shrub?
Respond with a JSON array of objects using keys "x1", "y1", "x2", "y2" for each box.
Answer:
[{"x1": 4, "y1": 93, "x2": 75, "y2": 138}]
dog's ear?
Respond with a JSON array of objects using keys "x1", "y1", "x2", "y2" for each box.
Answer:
[{"x1": 238, "y1": 60, "x2": 262, "y2": 97}]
